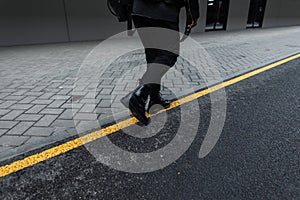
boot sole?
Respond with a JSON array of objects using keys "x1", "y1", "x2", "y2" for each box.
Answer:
[{"x1": 129, "y1": 96, "x2": 149, "y2": 126}]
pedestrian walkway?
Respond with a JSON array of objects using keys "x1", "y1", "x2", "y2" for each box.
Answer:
[
  {"x1": 0, "y1": 26, "x2": 299, "y2": 161},
  {"x1": 1, "y1": 57, "x2": 299, "y2": 199}
]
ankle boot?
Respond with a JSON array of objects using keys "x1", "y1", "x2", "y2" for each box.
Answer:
[
  {"x1": 120, "y1": 79, "x2": 143, "y2": 108},
  {"x1": 129, "y1": 84, "x2": 151, "y2": 125},
  {"x1": 147, "y1": 84, "x2": 171, "y2": 113}
]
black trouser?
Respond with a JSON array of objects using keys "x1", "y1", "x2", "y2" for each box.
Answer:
[{"x1": 132, "y1": 15, "x2": 180, "y2": 85}]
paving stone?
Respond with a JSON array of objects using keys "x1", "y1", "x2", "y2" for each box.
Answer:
[
  {"x1": 83, "y1": 92, "x2": 95, "y2": 99},
  {"x1": 59, "y1": 109, "x2": 74, "y2": 119},
  {"x1": 65, "y1": 103, "x2": 83, "y2": 110},
  {"x1": 40, "y1": 108, "x2": 64, "y2": 115},
  {"x1": 74, "y1": 113, "x2": 97, "y2": 120},
  {"x1": 0, "y1": 109, "x2": 10, "y2": 116},
  {"x1": 60, "y1": 103, "x2": 72, "y2": 109},
  {"x1": 96, "y1": 94, "x2": 114, "y2": 100},
  {"x1": 24, "y1": 127, "x2": 54, "y2": 137},
  {"x1": 72, "y1": 91, "x2": 87, "y2": 96},
  {"x1": 18, "y1": 85, "x2": 35, "y2": 89},
  {"x1": 95, "y1": 108, "x2": 114, "y2": 114},
  {"x1": 7, "y1": 83, "x2": 22, "y2": 89},
  {"x1": 72, "y1": 95, "x2": 85, "y2": 103},
  {"x1": 48, "y1": 100, "x2": 66, "y2": 108},
  {"x1": 16, "y1": 114, "x2": 43, "y2": 121},
  {"x1": 1, "y1": 110, "x2": 25, "y2": 120},
  {"x1": 18, "y1": 96, "x2": 37, "y2": 104},
  {"x1": 57, "y1": 88, "x2": 72, "y2": 95},
  {"x1": 0, "y1": 93, "x2": 10, "y2": 99},
  {"x1": 51, "y1": 95, "x2": 71, "y2": 100},
  {"x1": 11, "y1": 90, "x2": 29, "y2": 96},
  {"x1": 4, "y1": 95, "x2": 24, "y2": 101},
  {"x1": 34, "y1": 115, "x2": 58, "y2": 127},
  {"x1": 43, "y1": 88, "x2": 61, "y2": 93},
  {"x1": 0, "y1": 101, "x2": 17, "y2": 109},
  {"x1": 76, "y1": 120, "x2": 100, "y2": 133},
  {"x1": 114, "y1": 85, "x2": 126, "y2": 91},
  {"x1": 0, "y1": 129, "x2": 8, "y2": 136},
  {"x1": 32, "y1": 99, "x2": 54, "y2": 105},
  {"x1": 9, "y1": 104, "x2": 33, "y2": 110},
  {"x1": 0, "y1": 135, "x2": 30, "y2": 147},
  {"x1": 6, "y1": 122, "x2": 34, "y2": 135},
  {"x1": 23, "y1": 91, "x2": 44, "y2": 97},
  {"x1": 0, "y1": 146, "x2": 13, "y2": 154},
  {"x1": 39, "y1": 92, "x2": 55, "y2": 99},
  {"x1": 22, "y1": 136, "x2": 46, "y2": 148},
  {"x1": 52, "y1": 119, "x2": 75, "y2": 128},
  {"x1": 0, "y1": 121, "x2": 18, "y2": 129},
  {"x1": 51, "y1": 80, "x2": 65, "y2": 83},
  {"x1": 26, "y1": 105, "x2": 47, "y2": 114},
  {"x1": 80, "y1": 99, "x2": 96, "y2": 104},
  {"x1": 98, "y1": 100, "x2": 112, "y2": 108},
  {"x1": 101, "y1": 79, "x2": 114, "y2": 85},
  {"x1": 48, "y1": 82, "x2": 62, "y2": 89},
  {"x1": 80, "y1": 104, "x2": 96, "y2": 113},
  {"x1": 1, "y1": 89, "x2": 16, "y2": 93},
  {"x1": 31, "y1": 85, "x2": 47, "y2": 92}
]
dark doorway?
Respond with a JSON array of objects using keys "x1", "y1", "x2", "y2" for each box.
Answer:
[
  {"x1": 247, "y1": 0, "x2": 267, "y2": 28},
  {"x1": 206, "y1": 0, "x2": 230, "y2": 31}
]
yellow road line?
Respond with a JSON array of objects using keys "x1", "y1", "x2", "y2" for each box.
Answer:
[{"x1": 1, "y1": 53, "x2": 299, "y2": 178}]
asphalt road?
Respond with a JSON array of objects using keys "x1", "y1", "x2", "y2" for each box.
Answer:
[{"x1": 0, "y1": 58, "x2": 299, "y2": 199}]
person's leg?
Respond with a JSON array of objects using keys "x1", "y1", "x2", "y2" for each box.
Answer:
[
  {"x1": 127, "y1": 16, "x2": 180, "y2": 125},
  {"x1": 131, "y1": 15, "x2": 179, "y2": 86},
  {"x1": 140, "y1": 19, "x2": 180, "y2": 113},
  {"x1": 120, "y1": 16, "x2": 152, "y2": 109},
  {"x1": 141, "y1": 49, "x2": 178, "y2": 84}
]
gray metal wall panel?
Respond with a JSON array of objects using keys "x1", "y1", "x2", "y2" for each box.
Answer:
[
  {"x1": 227, "y1": 0, "x2": 251, "y2": 31},
  {"x1": 64, "y1": 0, "x2": 127, "y2": 41},
  {"x1": 264, "y1": 0, "x2": 300, "y2": 28},
  {"x1": 0, "y1": 0, "x2": 69, "y2": 46},
  {"x1": 1, "y1": 0, "x2": 300, "y2": 45},
  {"x1": 197, "y1": 0, "x2": 207, "y2": 32},
  {"x1": 65, "y1": 0, "x2": 203, "y2": 41}
]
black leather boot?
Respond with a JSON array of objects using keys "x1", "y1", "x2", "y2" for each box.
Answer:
[
  {"x1": 147, "y1": 84, "x2": 171, "y2": 113},
  {"x1": 120, "y1": 79, "x2": 143, "y2": 108},
  {"x1": 129, "y1": 84, "x2": 151, "y2": 125}
]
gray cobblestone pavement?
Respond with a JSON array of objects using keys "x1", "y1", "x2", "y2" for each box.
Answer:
[{"x1": 0, "y1": 26, "x2": 300, "y2": 161}]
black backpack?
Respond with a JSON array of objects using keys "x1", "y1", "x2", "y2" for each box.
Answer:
[
  {"x1": 107, "y1": 0, "x2": 195, "y2": 39},
  {"x1": 107, "y1": 0, "x2": 134, "y2": 35},
  {"x1": 107, "y1": 0, "x2": 132, "y2": 22}
]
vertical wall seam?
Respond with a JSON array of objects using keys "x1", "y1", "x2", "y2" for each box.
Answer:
[{"x1": 62, "y1": 0, "x2": 71, "y2": 41}]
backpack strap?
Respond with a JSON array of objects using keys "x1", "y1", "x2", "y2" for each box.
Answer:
[
  {"x1": 127, "y1": 14, "x2": 135, "y2": 36},
  {"x1": 180, "y1": 0, "x2": 193, "y2": 42},
  {"x1": 127, "y1": 2, "x2": 135, "y2": 36}
]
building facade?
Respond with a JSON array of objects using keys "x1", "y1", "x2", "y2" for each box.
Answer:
[{"x1": 0, "y1": 0, "x2": 300, "y2": 46}]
